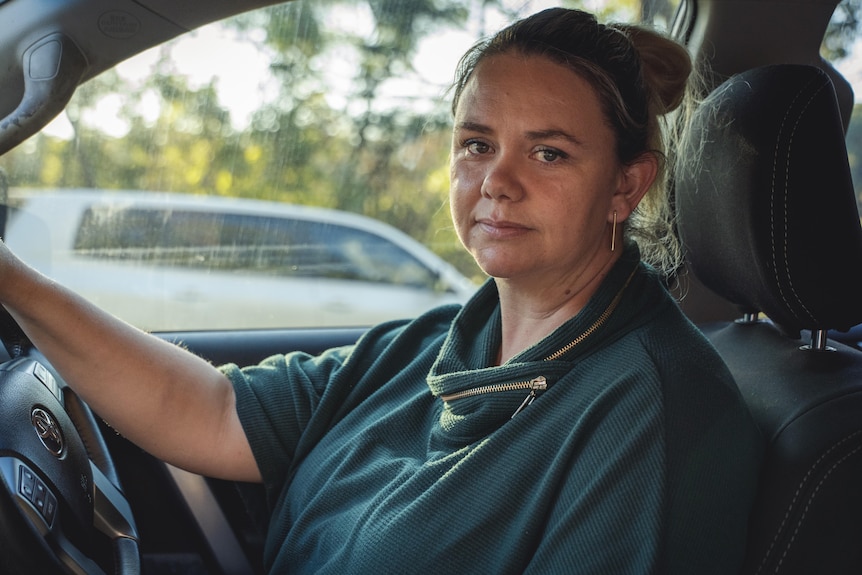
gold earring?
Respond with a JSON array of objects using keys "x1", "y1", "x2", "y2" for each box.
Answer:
[{"x1": 611, "y1": 210, "x2": 617, "y2": 252}]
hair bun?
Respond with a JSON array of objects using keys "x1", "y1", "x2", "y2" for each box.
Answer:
[{"x1": 615, "y1": 25, "x2": 693, "y2": 114}]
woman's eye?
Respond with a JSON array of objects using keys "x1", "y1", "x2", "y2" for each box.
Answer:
[
  {"x1": 535, "y1": 147, "x2": 566, "y2": 163},
  {"x1": 464, "y1": 140, "x2": 491, "y2": 155}
]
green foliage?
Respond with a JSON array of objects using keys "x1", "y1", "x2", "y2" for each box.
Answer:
[{"x1": 0, "y1": 0, "x2": 487, "y2": 279}]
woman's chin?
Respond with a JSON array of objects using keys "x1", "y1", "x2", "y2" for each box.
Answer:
[{"x1": 474, "y1": 260, "x2": 529, "y2": 281}]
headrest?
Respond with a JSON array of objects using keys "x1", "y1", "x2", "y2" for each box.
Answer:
[{"x1": 676, "y1": 64, "x2": 862, "y2": 333}]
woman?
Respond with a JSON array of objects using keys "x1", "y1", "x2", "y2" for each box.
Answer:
[{"x1": 0, "y1": 8, "x2": 760, "y2": 574}]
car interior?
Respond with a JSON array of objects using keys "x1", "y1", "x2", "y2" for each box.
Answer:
[
  {"x1": 676, "y1": 62, "x2": 862, "y2": 574},
  {"x1": 1, "y1": 0, "x2": 862, "y2": 573}
]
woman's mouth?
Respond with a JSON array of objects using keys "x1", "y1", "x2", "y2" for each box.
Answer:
[{"x1": 475, "y1": 218, "x2": 530, "y2": 239}]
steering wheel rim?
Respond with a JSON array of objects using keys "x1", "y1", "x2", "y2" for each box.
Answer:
[{"x1": 0, "y1": 308, "x2": 139, "y2": 575}]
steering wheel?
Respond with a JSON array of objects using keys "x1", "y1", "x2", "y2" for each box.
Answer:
[{"x1": 0, "y1": 307, "x2": 139, "y2": 574}]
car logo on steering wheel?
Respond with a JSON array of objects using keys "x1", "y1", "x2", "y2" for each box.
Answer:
[{"x1": 31, "y1": 407, "x2": 64, "y2": 457}]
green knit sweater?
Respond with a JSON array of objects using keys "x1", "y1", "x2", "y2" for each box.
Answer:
[{"x1": 224, "y1": 245, "x2": 762, "y2": 574}]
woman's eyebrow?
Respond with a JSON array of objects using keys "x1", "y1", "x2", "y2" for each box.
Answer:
[
  {"x1": 526, "y1": 128, "x2": 584, "y2": 146},
  {"x1": 455, "y1": 121, "x2": 493, "y2": 134},
  {"x1": 455, "y1": 123, "x2": 584, "y2": 147}
]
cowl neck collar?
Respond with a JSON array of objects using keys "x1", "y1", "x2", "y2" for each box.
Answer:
[
  {"x1": 427, "y1": 243, "x2": 660, "y2": 401},
  {"x1": 424, "y1": 244, "x2": 665, "y2": 445}
]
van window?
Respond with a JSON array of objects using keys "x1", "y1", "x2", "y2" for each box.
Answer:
[{"x1": 73, "y1": 205, "x2": 442, "y2": 289}]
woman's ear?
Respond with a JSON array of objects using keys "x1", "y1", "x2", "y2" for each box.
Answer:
[{"x1": 610, "y1": 152, "x2": 659, "y2": 221}]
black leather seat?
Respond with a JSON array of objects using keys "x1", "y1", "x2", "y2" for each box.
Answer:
[{"x1": 675, "y1": 64, "x2": 862, "y2": 574}]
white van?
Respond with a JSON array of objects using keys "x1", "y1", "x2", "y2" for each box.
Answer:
[{"x1": 4, "y1": 189, "x2": 477, "y2": 330}]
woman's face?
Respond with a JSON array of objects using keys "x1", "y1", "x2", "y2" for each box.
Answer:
[{"x1": 450, "y1": 52, "x2": 639, "y2": 290}]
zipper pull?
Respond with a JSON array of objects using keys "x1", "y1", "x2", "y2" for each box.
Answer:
[{"x1": 510, "y1": 376, "x2": 547, "y2": 419}]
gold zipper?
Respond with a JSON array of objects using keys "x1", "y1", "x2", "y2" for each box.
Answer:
[
  {"x1": 440, "y1": 376, "x2": 547, "y2": 403},
  {"x1": 438, "y1": 267, "x2": 636, "y2": 414},
  {"x1": 542, "y1": 267, "x2": 634, "y2": 362},
  {"x1": 510, "y1": 377, "x2": 549, "y2": 418}
]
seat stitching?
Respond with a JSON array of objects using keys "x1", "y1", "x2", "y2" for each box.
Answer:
[
  {"x1": 753, "y1": 429, "x2": 862, "y2": 575},
  {"x1": 773, "y1": 442, "x2": 862, "y2": 573},
  {"x1": 770, "y1": 77, "x2": 828, "y2": 324}
]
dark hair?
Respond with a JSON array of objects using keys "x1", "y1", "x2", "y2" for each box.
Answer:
[{"x1": 450, "y1": 8, "x2": 695, "y2": 273}]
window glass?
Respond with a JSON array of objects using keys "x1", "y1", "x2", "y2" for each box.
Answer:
[
  {"x1": 0, "y1": 0, "x2": 676, "y2": 330},
  {"x1": 74, "y1": 205, "x2": 440, "y2": 288},
  {"x1": 825, "y1": 0, "x2": 862, "y2": 217}
]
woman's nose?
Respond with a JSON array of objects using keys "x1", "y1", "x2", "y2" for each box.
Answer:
[{"x1": 480, "y1": 155, "x2": 524, "y2": 201}]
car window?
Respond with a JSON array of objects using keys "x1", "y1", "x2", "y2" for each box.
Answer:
[
  {"x1": 75, "y1": 204, "x2": 442, "y2": 288},
  {"x1": 0, "y1": 0, "x2": 682, "y2": 331},
  {"x1": 826, "y1": 0, "x2": 862, "y2": 218}
]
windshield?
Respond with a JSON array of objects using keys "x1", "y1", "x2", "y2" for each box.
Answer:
[{"x1": 0, "y1": 0, "x2": 781, "y2": 332}]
